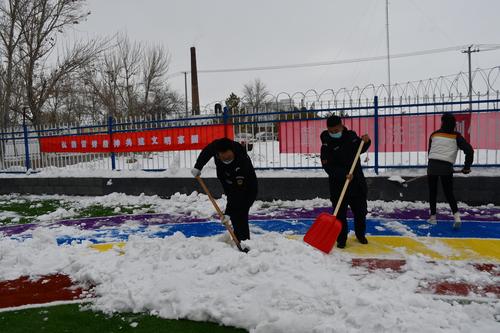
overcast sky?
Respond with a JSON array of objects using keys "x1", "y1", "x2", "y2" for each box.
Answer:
[{"x1": 74, "y1": 0, "x2": 500, "y2": 106}]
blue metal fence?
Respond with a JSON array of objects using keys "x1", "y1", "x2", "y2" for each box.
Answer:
[{"x1": 0, "y1": 97, "x2": 499, "y2": 174}]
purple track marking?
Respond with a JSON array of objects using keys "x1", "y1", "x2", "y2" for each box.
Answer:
[
  {"x1": 0, "y1": 213, "x2": 203, "y2": 237},
  {"x1": 251, "y1": 205, "x2": 500, "y2": 222},
  {"x1": 1, "y1": 205, "x2": 499, "y2": 237}
]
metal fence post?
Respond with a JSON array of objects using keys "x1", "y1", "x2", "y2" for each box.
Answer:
[
  {"x1": 374, "y1": 96, "x2": 379, "y2": 175},
  {"x1": 223, "y1": 106, "x2": 229, "y2": 138},
  {"x1": 22, "y1": 114, "x2": 31, "y2": 172},
  {"x1": 108, "y1": 115, "x2": 116, "y2": 170}
]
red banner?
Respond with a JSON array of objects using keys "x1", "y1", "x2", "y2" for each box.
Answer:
[
  {"x1": 278, "y1": 113, "x2": 486, "y2": 154},
  {"x1": 40, "y1": 124, "x2": 232, "y2": 153},
  {"x1": 455, "y1": 114, "x2": 471, "y2": 142},
  {"x1": 279, "y1": 118, "x2": 376, "y2": 154}
]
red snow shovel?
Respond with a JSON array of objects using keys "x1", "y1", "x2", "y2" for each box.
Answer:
[
  {"x1": 196, "y1": 176, "x2": 249, "y2": 253},
  {"x1": 304, "y1": 140, "x2": 365, "y2": 254}
]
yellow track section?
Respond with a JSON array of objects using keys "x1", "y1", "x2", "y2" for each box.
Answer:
[
  {"x1": 90, "y1": 242, "x2": 125, "y2": 253},
  {"x1": 288, "y1": 235, "x2": 500, "y2": 261},
  {"x1": 90, "y1": 236, "x2": 500, "y2": 262}
]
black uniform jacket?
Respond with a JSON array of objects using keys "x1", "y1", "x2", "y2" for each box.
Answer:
[
  {"x1": 194, "y1": 139, "x2": 258, "y2": 200},
  {"x1": 320, "y1": 128, "x2": 370, "y2": 196}
]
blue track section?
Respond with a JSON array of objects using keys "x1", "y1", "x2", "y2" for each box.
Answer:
[
  {"x1": 53, "y1": 218, "x2": 500, "y2": 245},
  {"x1": 366, "y1": 219, "x2": 500, "y2": 238}
]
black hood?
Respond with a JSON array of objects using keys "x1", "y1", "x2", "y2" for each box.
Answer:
[{"x1": 440, "y1": 113, "x2": 456, "y2": 133}]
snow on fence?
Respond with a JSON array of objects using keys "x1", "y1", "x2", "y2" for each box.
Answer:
[{"x1": 0, "y1": 97, "x2": 499, "y2": 174}]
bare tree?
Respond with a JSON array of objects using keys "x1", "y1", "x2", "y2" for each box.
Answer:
[
  {"x1": 85, "y1": 34, "x2": 181, "y2": 119},
  {"x1": 116, "y1": 35, "x2": 141, "y2": 116},
  {"x1": 13, "y1": 0, "x2": 109, "y2": 125},
  {"x1": 44, "y1": 70, "x2": 101, "y2": 124},
  {"x1": 36, "y1": 40, "x2": 107, "y2": 123},
  {"x1": 242, "y1": 79, "x2": 270, "y2": 133},
  {"x1": 83, "y1": 37, "x2": 135, "y2": 118},
  {"x1": 242, "y1": 78, "x2": 269, "y2": 113},
  {"x1": 0, "y1": 0, "x2": 186, "y2": 136},
  {"x1": 0, "y1": 0, "x2": 29, "y2": 129},
  {"x1": 142, "y1": 44, "x2": 169, "y2": 113},
  {"x1": 82, "y1": 45, "x2": 122, "y2": 118}
]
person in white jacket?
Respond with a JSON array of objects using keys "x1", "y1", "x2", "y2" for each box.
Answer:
[{"x1": 427, "y1": 113, "x2": 474, "y2": 229}]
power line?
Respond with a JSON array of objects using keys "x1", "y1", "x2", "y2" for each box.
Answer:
[
  {"x1": 168, "y1": 44, "x2": 500, "y2": 78},
  {"x1": 475, "y1": 44, "x2": 500, "y2": 52}
]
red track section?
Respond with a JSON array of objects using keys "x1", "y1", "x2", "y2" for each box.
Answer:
[
  {"x1": 1, "y1": 260, "x2": 498, "y2": 309},
  {"x1": 351, "y1": 258, "x2": 406, "y2": 272},
  {"x1": 351, "y1": 258, "x2": 500, "y2": 298},
  {"x1": 0, "y1": 274, "x2": 88, "y2": 309},
  {"x1": 419, "y1": 281, "x2": 500, "y2": 297}
]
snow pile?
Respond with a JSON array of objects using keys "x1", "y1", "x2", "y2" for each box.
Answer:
[
  {"x1": 382, "y1": 221, "x2": 416, "y2": 236},
  {"x1": 1, "y1": 230, "x2": 498, "y2": 332},
  {"x1": 0, "y1": 211, "x2": 21, "y2": 223},
  {"x1": 37, "y1": 208, "x2": 77, "y2": 222}
]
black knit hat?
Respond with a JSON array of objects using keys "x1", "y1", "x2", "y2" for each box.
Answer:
[
  {"x1": 326, "y1": 115, "x2": 342, "y2": 127},
  {"x1": 214, "y1": 138, "x2": 234, "y2": 153}
]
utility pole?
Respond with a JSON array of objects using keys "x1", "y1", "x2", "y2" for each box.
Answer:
[
  {"x1": 461, "y1": 45, "x2": 480, "y2": 111},
  {"x1": 183, "y1": 71, "x2": 189, "y2": 117},
  {"x1": 385, "y1": 0, "x2": 391, "y2": 102}
]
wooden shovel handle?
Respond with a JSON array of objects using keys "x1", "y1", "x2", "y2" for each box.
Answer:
[
  {"x1": 333, "y1": 140, "x2": 365, "y2": 216},
  {"x1": 196, "y1": 176, "x2": 225, "y2": 218},
  {"x1": 196, "y1": 176, "x2": 244, "y2": 251}
]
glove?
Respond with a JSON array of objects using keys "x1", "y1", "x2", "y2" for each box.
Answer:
[
  {"x1": 191, "y1": 168, "x2": 201, "y2": 177},
  {"x1": 221, "y1": 215, "x2": 231, "y2": 225}
]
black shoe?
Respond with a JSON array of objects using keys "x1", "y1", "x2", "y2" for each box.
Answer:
[
  {"x1": 357, "y1": 236, "x2": 368, "y2": 244},
  {"x1": 337, "y1": 241, "x2": 346, "y2": 249}
]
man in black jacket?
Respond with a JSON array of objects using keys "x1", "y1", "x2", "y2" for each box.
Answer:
[
  {"x1": 320, "y1": 115, "x2": 371, "y2": 248},
  {"x1": 191, "y1": 138, "x2": 258, "y2": 241}
]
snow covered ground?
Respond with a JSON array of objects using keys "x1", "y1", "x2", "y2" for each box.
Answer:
[
  {"x1": 0, "y1": 193, "x2": 499, "y2": 332},
  {"x1": 0, "y1": 192, "x2": 498, "y2": 226},
  {"x1": 3, "y1": 232, "x2": 499, "y2": 332}
]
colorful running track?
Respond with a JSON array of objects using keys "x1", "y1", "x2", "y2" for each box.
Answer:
[
  {"x1": 1, "y1": 207, "x2": 499, "y2": 310},
  {"x1": 1, "y1": 206, "x2": 500, "y2": 261}
]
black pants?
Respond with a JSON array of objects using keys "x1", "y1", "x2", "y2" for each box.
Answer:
[
  {"x1": 225, "y1": 195, "x2": 255, "y2": 241},
  {"x1": 428, "y1": 175, "x2": 458, "y2": 215},
  {"x1": 332, "y1": 192, "x2": 368, "y2": 245}
]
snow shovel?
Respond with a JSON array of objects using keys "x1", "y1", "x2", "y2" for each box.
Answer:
[
  {"x1": 399, "y1": 170, "x2": 462, "y2": 188},
  {"x1": 399, "y1": 175, "x2": 426, "y2": 188},
  {"x1": 304, "y1": 140, "x2": 365, "y2": 254},
  {"x1": 196, "y1": 176, "x2": 249, "y2": 253}
]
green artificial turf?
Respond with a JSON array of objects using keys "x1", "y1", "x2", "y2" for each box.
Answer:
[
  {"x1": 0, "y1": 199, "x2": 65, "y2": 225},
  {"x1": 0, "y1": 303, "x2": 247, "y2": 333},
  {"x1": 0, "y1": 196, "x2": 155, "y2": 226},
  {"x1": 76, "y1": 204, "x2": 154, "y2": 218}
]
